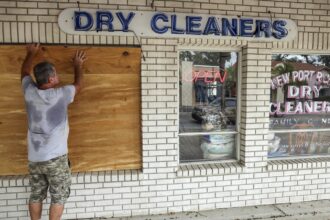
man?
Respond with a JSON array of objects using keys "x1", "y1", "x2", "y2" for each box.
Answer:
[{"x1": 21, "y1": 44, "x2": 87, "y2": 220}]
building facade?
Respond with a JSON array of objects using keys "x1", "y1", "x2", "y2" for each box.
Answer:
[{"x1": 1, "y1": 0, "x2": 330, "y2": 219}]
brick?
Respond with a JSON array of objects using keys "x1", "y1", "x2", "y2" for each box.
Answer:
[
  {"x1": 8, "y1": 211, "x2": 27, "y2": 217},
  {"x1": 312, "y1": 21, "x2": 327, "y2": 27},
  {"x1": 166, "y1": 1, "x2": 183, "y2": 7},
  {"x1": 235, "y1": 5, "x2": 251, "y2": 11},
  {"x1": 90, "y1": 0, "x2": 108, "y2": 3},
  {"x1": 0, "y1": 15, "x2": 16, "y2": 21},
  {"x1": 28, "y1": 9, "x2": 48, "y2": 15},
  {"x1": 66, "y1": 208, "x2": 85, "y2": 214},
  {"x1": 127, "y1": 0, "x2": 146, "y2": 6},
  {"x1": 7, "y1": 199, "x2": 27, "y2": 206},
  {"x1": 17, "y1": 2, "x2": 37, "y2": 8},
  {"x1": 76, "y1": 189, "x2": 94, "y2": 196},
  {"x1": 260, "y1": 1, "x2": 274, "y2": 6},
  {"x1": 7, "y1": 187, "x2": 26, "y2": 193},
  {"x1": 58, "y1": 3, "x2": 77, "y2": 9},
  {"x1": 39, "y1": 16, "x2": 57, "y2": 23},
  {"x1": 76, "y1": 201, "x2": 94, "y2": 208},
  {"x1": 275, "y1": 2, "x2": 290, "y2": 7},
  {"x1": 0, "y1": 205, "x2": 17, "y2": 212},
  {"x1": 228, "y1": 0, "x2": 242, "y2": 4},
  {"x1": 7, "y1": 8, "x2": 27, "y2": 15},
  {"x1": 184, "y1": 2, "x2": 201, "y2": 8},
  {"x1": 108, "y1": 0, "x2": 127, "y2": 4},
  {"x1": 201, "y1": 3, "x2": 217, "y2": 9},
  {"x1": 17, "y1": 15, "x2": 38, "y2": 22},
  {"x1": 0, "y1": 1, "x2": 16, "y2": 7}
]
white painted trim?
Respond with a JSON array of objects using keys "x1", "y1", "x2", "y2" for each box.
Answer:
[
  {"x1": 177, "y1": 47, "x2": 241, "y2": 164},
  {"x1": 179, "y1": 159, "x2": 238, "y2": 166},
  {"x1": 236, "y1": 50, "x2": 242, "y2": 161},
  {"x1": 269, "y1": 155, "x2": 330, "y2": 161},
  {"x1": 179, "y1": 131, "x2": 238, "y2": 136},
  {"x1": 269, "y1": 51, "x2": 330, "y2": 160},
  {"x1": 176, "y1": 47, "x2": 181, "y2": 167},
  {"x1": 270, "y1": 128, "x2": 330, "y2": 133},
  {"x1": 271, "y1": 49, "x2": 330, "y2": 55},
  {"x1": 177, "y1": 45, "x2": 242, "y2": 52}
]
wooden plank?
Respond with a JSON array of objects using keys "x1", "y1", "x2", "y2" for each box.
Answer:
[
  {"x1": 0, "y1": 45, "x2": 141, "y2": 76},
  {"x1": 0, "y1": 74, "x2": 28, "y2": 175},
  {"x1": 0, "y1": 45, "x2": 142, "y2": 175}
]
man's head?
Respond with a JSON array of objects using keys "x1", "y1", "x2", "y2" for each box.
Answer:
[{"x1": 33, "y1": 61, "x2": 59, "y2": 88}]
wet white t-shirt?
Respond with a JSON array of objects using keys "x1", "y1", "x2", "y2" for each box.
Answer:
[{"x1": 22, "y1": 76, "x2": 75, "y2": 162}]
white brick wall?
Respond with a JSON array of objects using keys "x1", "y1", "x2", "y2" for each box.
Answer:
[{"x1": 1, "y1": 0, "x2": 330, "y2": 219}]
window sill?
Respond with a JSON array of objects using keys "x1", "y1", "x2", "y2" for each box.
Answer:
[
  {"x1": 71, "y1": 169, "x2": 144, "y2": 183},
  {"x1": 0, "y1": 169, "x2": 144, "y2": 187},
  {"x1": 267, "y1": 157, "x2": 330, "y2": 171},
  {"x1": 177, "y1": 161, "x2": 244, "y2": 177}
]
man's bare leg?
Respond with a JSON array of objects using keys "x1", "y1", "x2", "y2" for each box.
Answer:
[
  {"x1": 29, "y1": 203, "x2": 42, "y2": 220},
  {"x1": 50, "y1": 204, "x2": 64, "y2": 220}
]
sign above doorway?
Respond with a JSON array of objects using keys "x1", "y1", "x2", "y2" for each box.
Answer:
[{"x1": 58, "y1": 8, "x2": 298, "y2": 41}]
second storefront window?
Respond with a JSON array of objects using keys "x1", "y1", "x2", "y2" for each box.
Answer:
[
  {"x1": 179, "y1": 50, "x2": 239, "y2": 163},
  {"x1": 269, "y1": 54, "x2": 330, "y2": 158}
]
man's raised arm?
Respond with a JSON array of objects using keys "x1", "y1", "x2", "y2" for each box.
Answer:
[
  {"x1": 72, "y1": 50, "x2": 87, "y2": 94},
  {"x1": 21, "y1": 43, "x2": 40, "y2": 81}
]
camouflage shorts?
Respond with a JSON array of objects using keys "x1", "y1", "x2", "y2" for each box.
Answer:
[{"x1": 28, "y1": 154, "x2": 71, "y2": 205}]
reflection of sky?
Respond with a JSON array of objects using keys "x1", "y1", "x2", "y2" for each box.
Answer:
[
  {"x1": 288, "y1": 55, "x2": 321, "y2": 64},
  {"x1": 226, "y1": 52, "x2": 237, "y2": 68},
  {"x1": 275, "y1": 54, "x2": 327, "y2": 66},
  {"x1": 182, "y1": 51, "x2": 237, "y2": 68}
]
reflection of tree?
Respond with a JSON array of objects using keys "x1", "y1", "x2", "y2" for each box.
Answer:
[
  {"x1": 271, "y1": 54, "x2": 330, "y2": 132},
  {"x1": 273, "y1": 54, "x2": 319, "y2": 65},
  {"x1": 180, "y1": 51, "x2": 237, "y2": 110},
  {"x1": 320, "y1": 55, "x2": 330, "y2": 68},
  {"x1": 271, "y1": 62, "x2": 294, "y2": 77},
  {"x1": 271, "y1": 62, "x2": 294, "y2": 102},
  {"x1": 225, "y1": 65, "x2": 236, "y2": 96},
  {"x1": 273, "y1": 54, "x2": 330, "y2": 67},
  {"x1": 272, "y1": 54, "x2": 289, "y2": 62},
  {"x1": 180, "y1": 51, "x2": 230, "y2": 66},
  {"x1": 179, "y1": 51, "x2": 193, "y2": 63},
  {"x1": 301, "y1": 55, "x2": 318, "y2": 64}
]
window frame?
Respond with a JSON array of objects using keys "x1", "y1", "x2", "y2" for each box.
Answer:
[
  {"x1": 269, "y1": 50, "x2": 330, "y2": 160},
  {"x1": 177, "y1": 46, "x2": 242, "y2": 164}
]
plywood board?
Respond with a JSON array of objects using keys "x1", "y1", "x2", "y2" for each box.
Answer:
[{"x1": 0, "y1": 45, "x2": 142, "y2": 175}]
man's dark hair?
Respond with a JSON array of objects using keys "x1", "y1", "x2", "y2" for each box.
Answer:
[{"x1": 33, "y1": 61, "x2": 55, "y2": 86}]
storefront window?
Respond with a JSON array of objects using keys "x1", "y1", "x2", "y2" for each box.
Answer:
[
  {"x1": 179, "y1": 51, "x2": 239, "y2": 163},
  {"x1": 269, "y1": 54, "x2": 330, "y2": 158}
]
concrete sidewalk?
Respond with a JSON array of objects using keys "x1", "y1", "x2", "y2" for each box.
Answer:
[{"x1": 90, "y1": 200, "x2": 330, "y2": 220}]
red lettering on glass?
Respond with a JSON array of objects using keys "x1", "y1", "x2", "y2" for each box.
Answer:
[{"x1": 183, "y1": 70, "x2": 227, "y2": 83}]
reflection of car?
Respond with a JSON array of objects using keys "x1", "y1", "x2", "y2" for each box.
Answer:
[{"x1": 192, "y1": 97, "x2": 236, "y2": 125}]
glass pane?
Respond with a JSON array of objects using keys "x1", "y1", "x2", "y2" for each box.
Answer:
[
  {"x1": 180, "y1": 134, "x2": 236, "y2": 162},
  {"x1": 270, "y1": 54, "x2": 330, "y2": 131},
  {"x1": 268, "y1": 131, "x2": 330, "y2": 158},
  {"x1": 179, "y1": 51, "x2": 238, "y2": 133}
]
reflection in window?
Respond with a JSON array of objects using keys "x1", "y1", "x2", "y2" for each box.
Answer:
[
  {"x1": 269, "y1": 54, "x2": 330, "y2": 158},
  {"x1": 179, "y1": 51, "x2": 238, "y2": 163}
]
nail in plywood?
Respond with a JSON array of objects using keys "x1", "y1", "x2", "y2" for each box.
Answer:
[{"x1": 0, "y1": 45, "x2": 142, "y2": 175}]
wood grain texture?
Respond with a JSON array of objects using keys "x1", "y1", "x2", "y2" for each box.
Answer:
[{"x1": 0, "y1": 45, "x2": 142, "y2": 175}]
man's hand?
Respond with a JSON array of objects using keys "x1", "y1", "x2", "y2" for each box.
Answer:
[
  {"x1": 26, "y1": 43, "x2": 40, "y2": 56},
  {"x1": 73, "y1": 50, "x2": 87, "y2": 67},
  {"x1": 73, "y1": 50, "x2": 87, "y2": 94},
  {"x1": 21, "y1": 43, "x2": 40, "y2": 81}
]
